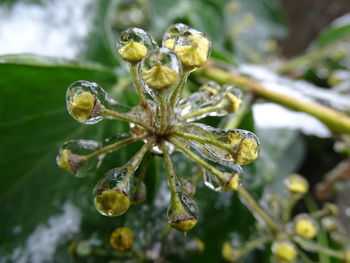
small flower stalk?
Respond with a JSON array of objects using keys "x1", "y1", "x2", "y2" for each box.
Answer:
[{"x1": 56, "y1": 24, "x2": 260, "y2": 234}]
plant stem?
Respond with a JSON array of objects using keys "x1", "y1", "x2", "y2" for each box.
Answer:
[
  {"x1": 84, "y1": 134, "x2": 148, "y2": 161},
  {"x1": 127, "y1": 139, "x2": 155, "y2": 171},
  {"x1": 293, "y1": 237, "x2": 345, "y2": 260},
  {"x1": 172, "y1": 131, "x2": 231, "y2": 151},
  {"x1": 130, "y1": 63, "x2": 147, "y2": 106},
  {"x1": 170, "y1": 71, "x2": 190, "y2": 109},
  {"x1": 169, "y1": 137, "x2": 227, "y2": 185},
  {"x1": 239, "y1": 236, "x2": 271, "y2": 255},
  {"x1": 183, "y1": 104, "x2": 224, "y2": 120},
  {"x1": 158, "y1": 92, "x2": 169, "y2": 133},
  {"x1": 200, "y1": 65, "x2": 350, "y2": 134},
  {"x1": 102, "y1": 108, "x2": 153, "y2": 131},
  {"x1": 236, "y1": 186, "x2": 280, "y2": 234},
  {"x1": 161, "y1": 141, "x2": 179, "y2": 195}
]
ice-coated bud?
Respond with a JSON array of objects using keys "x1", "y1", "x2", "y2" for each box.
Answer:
[
  {"x1": 168, "y1": 192, "x2": 199, "y2": 233},
  {"x1": 222, "y1": 242, "x2": 240, "y2": 262},
  {"x1": 283, "y1": 174, "x2": 309, "y2": 195},
  {"x1": 56, "y1": 140, "x2": 101, "y2": 177},
  {"x1": 141, "y1": 48, "x2": 181, "y2": 95},
  {"x1": 118, "y1": 27, "x2": 158, "y2": 62},
  {"x1": 93, "y1": 167, "x2": 132, "y2": 216},
  {"x1": 323, "y1": 202, "x2": 338, "y2": 216},
  {"x1": 221, "y1": 85, "x2": 243, "y2": 113},
  {"x1": 109, "y1": 227, "x2": 134, "y2": 252},
  {"x1": 321, "y1": 216, "x2": 339, "y2": 232},
  {"x1": 66, "y1": 80, "x2": 113, "y2": 125},
  {"x1": 272, "y1": 241, "x2": 297, "y2": 262},
  {"x1": 174, "y1": 29, "x2": 211, "y2": 68},
  {"x1": 162, "y1": 23, "x2": 190, "y2": 50},
  {"x1": 228, "y1": 131, "x2": 259, "y2": 165},
  {"x1": 294, "y1": 214, "x2": 318, "y2": 239},
  {"x1": 179, "y1": 123, "x2": 260, "y2": 166}
]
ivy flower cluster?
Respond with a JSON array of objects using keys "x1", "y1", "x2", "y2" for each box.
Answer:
[{"x1": 56, "y1": 24, "x2": 260, "y2": 233}]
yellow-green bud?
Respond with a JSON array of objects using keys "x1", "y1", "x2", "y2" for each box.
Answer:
[
  {"x1": 229, "y1": 133, "x2": 259, "y2": 165},
  {"x1": 324, "y1": 202, "x2": 339, "y2": 216},
  {"x1": 110, "y1": 227, "x2": 134, "y2": 252},
  {"x1": 174, "y1": 33, "x2": 210, "y2": 67},
  {"x1": 170, "y1": 217, "x2": 197, "y2": 233},
  {"x1": 142, "y1": 62, "x2": 179, "y2": 89},
  {"x1": 68, "y1": 91, "x2": 96, "y2": 123},
  {"x1": 222, "y1": 242, "x2": 240, "y2": 262},
  {"x1": 224, "y1": 92, "x2": 242, "y2": 113},
  {"x1": 164, "y1": 38, "x2": 176, "y2": 50},
  {"x1": 295, "y1": 218, "x2": 317, "y2": 239},
  {"x1": 56, "y1": 149, "x2": 84, "y2": 174},
  {"x1": 94, "y1": 189, "x2": 131, "y2": 216},
  {"x1": 118, "y1": 39, "x2": 148, "y2": 62},
  {"x1": 272, "y1": 241, "x2": 297, "y2": 262},
  {"x1": 222, "y1": 173, "x2": 240, "y2": 191},
  {"x1": 284, "y1": 174, "x2": 309, "y2": 194}
]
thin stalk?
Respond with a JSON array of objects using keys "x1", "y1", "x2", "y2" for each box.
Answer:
[
  {"x1": 102, "y1": 108, "x2": 153, "y2": 131},
  {"x1": 239, "y1": 236, "x2": 271, "y2": 255},
  {"x1": 133, "y1": 152, "x2": 151, "y2": 194},
  {"x1": 237, "y1": 187, "x2": 280, "y2": 234},
  {"x1": 183, "y1": 104, "x2": 224, "y2": 120},
  {"x1": 161, "y1": 141, "x2": 179, "y2": 195},
  {"x1": 127, "y1": 139, "x2": 155, "y2": 171},
  {"x1": 158, "y1": 92, "x2": 169, "y2": 133},
  {"x1": 130, "y1": 63, "x2": 147, "y2": 106},
  {"x1": 84, "y1": 134, "x2": 148, "y2": 161},
  {"x1": 200, "y1": 65, "x2": 350, "y2": 134},
  {"x1": 169, "y1": 137, "x2": 227, "y2": 185},
  {"x1": 170, "y1": 71, "x2": 190, "y2": 109},
  {"x1": 293, "y1": 237, "x2": 345, "y2": 260},
  {"x1": 283, "y1": 196, "x2": 297, "y2": 223},
  {"x1": 172, "y1": 131, "x2": 232, "y2": 151}
]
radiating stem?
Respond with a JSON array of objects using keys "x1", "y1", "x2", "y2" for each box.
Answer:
[
  {"x1": 158, "y1": 92, "x2": 169, "y2": 133},
  {"x1": 293, "y1": 237, "x2": 345, "y2": 260},
  {"x1": 127, "y1": 139, "x2": 155, "y2": 171},
  {"x1": 102, "y1": 108, "x2": 153, "y2": 131},
  {"x1": 183, "y1": 104, "x2": 224, "y2": 120},
  {"x1": 130, "y1": 63, "x2": 147, "y2": 106},
  {"x1": 237, "y1": 187, "x2": 280, "y2": 234},
  {"x1": 169, "y1": 137, "x2": 227, "y2": 185},
  {"x1": 170, "y1": 71, "x2": 190, "y2": 109},
  {"x1": 283, "y1": 196, "x2": 297, "y2": 223},
  {"x1": 161, "y1": 141, "x2": 179, "y2": 195},
  {"x1": 239, "y1": 236, "x2": 271, "y2": 255},
  {"x1": 84, "y1": 134, "x2": 148, "y2": 161},
  {"x1": 172, "y1": 131, "x2": 232, "y2": 151}
]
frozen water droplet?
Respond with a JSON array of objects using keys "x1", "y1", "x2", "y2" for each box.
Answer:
[
  {"x1": 179, "y1": 123, "x2": 260, "y2": 165},
  {"x1": 162, "y1": 23, "x2": 190, "y2": 50},
  {"x1": 118, "y1": 27, "x2": 158, "y2": 62},
  {"x1": 66, "y1": 80, "x2": 124, "y2": 125},
  {"x1": 174, "y1": 28, "x2": 211, "y2": 68},
  {"x1": 93, "y1": 167, "x2": 132, "y2": 217},
  {"x1": 140, "y1": 47, "x2": 182, "y2": 98},
  {"x1": 56, "y1": 140, "x2": 102, "y2": 177}
]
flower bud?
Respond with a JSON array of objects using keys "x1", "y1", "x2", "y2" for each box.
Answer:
[
  {"x1": 118, "y1": 27, "x2": 157, "y2": 62},
  {"x1": 162, "y1": 23, "x2": 190, "y2": 50},
  {"x1": 56, "y1": 140, "x2": 101, "y2": 177},
  {"x1": 168, "y1": 192, "x2": 199, "y2": 233},
  {"x1": 272, "y1": 241, "x2": 297, "y2": 262},
  {"x1": 66, "y1": 81, "x2": 114, "y2": 125},
  {"x1": 174, "y1": 29, "x2": 211, "y2": 68},
  {"x1": 324, "y1": 202, "x2": 338, "y2": 216},
  {"x1": 294, "y1": 214, "x2": 318, "y2": 239},
  {"x1": 220, "y1": 85, "x2": 243, "y2": 113},
  {"x1": 283, "y1": 174, "x2": 309, "y2": 195},
  {"x1": 110, "y1": 227, "x2": 134, "y2": 252},
  {"x1": 222, "y1": 242, "x2": 240, "y2": 262},
  {"x1": 140, "y1": 48, "x2": 181, "y2": 97},
  {"x1": 93, "y1": 167, "x2": 132, "y2": 216},
  {"x1": 321, "y1": 216, "x2": 339, "y2": 232},
  {"x1": 228, "y1": 130, "x2": 260, "y2": 165}
]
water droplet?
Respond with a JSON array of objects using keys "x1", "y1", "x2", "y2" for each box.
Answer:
[
  {"x1": 140, "y1": 47, "x2": 182, "y2": 99},
  {"x1": 118, "y1": 27, "x2": 158, "y2": 62},
  {"x1": 56, "y1": 140, "x2": 102, "y2": 177},
  {"x1": 293, "y1": 213, "x2": 318, "y2": 240},
  {"x1": 174, "y1": 28, "x2": 211, "y2": 68},
  {"x1": 162, "y1": 23, "x2": 190, "y2": 50},
  {"x1": 179, "y1": 123, "x2": 260, "y2": 165},
  {"x1": 93, "y1": 167, "x2": 132, "y2": 217},
  {"x1": 66, "y1": 80, "x2": 123, "y2": 125}
]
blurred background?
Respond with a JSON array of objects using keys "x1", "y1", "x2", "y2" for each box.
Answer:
[{"x1": 1, "y1": 0, "x2": 350, "y2": 262}]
